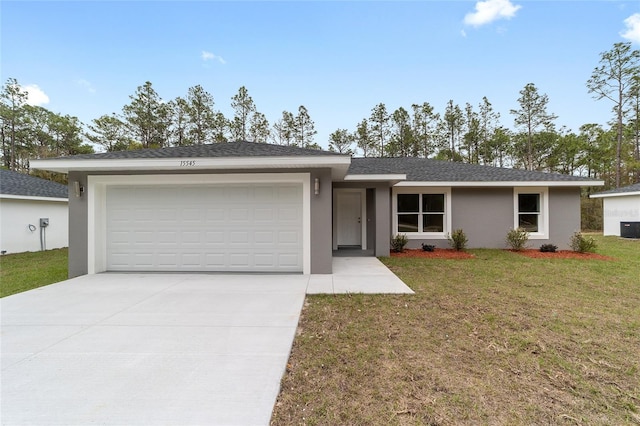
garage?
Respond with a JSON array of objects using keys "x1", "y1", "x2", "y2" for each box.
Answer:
[{"x1": 105, "y1": 182, "x2": 303, "y2": 272}]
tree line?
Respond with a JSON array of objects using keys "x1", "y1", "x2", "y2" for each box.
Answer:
[
  {"x1": 329, "y1": 42, "x2": 640, "y2": 189},
  {"x1": 1, "y1": 42, "x2": 638, "y2": 189}
]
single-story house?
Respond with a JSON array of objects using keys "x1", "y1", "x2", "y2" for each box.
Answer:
[
  {"x1": 590, "y1": 182, "x2": 640, "y2": 237},
  {"x1": 30, "y1": 142, "x2": 603, "y2": 277},
  {"x1": 0, "y1": 169, "x2": 69, "y2": 254}
]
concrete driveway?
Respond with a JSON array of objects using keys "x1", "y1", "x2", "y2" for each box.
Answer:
[{"x1": 1, "y1": 273, "x2": 308, "y2": 425}]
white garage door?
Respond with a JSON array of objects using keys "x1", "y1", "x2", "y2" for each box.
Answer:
[{"x1": 105, "y1": 183, "x2": 303, "y2": 272}]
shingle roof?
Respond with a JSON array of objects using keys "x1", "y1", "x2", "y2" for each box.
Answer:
[
  {"x1": 0, "y1": 169, "x2": 68, "y2": 199},
  {"x1": 53, "y1": 141, "x2": 342, "y2": 160},
  {"x1": 349, "y1": 157, "x2": 599, "y2": 182},
  {"x1": 591, "y1": 182, "x2": 640, "y2": 196}
]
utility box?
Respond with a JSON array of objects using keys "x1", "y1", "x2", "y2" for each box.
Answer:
[{"x1": 620, "y1": 222, "x2": 640, "y2": 239}]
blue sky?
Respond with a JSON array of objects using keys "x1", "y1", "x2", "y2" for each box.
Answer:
[{"x1": 3, "y1": 1, "x2": 640, "y2": 151}]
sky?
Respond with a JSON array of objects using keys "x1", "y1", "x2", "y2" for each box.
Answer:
[{"x1": 2, "y1": 0, "x2": 640, "y2": 152}]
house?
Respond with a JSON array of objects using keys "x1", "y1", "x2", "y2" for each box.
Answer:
[
  {"x1": 590, "y1": 182, "x2": 640, "y2": 237},
  {"x1": 0, "y1": 169, "x2": 69, "y2": 254},
  {"x1": 30, "y1": 142, "x2": 603, "y2": 277}
]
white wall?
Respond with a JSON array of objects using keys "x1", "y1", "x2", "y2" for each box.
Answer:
[
  {"x1": 0, "y1": 198, "x2": 69, "y2": 254},
  {"x1": 602, "y1": 195, "x2": 640, "y2": 236}
]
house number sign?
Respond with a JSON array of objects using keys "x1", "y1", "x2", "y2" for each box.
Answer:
[{"x1": 180, "y1": 160, "x2": 196, "y2": 167}]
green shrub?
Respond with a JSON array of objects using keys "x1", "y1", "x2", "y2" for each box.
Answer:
[
  {"x1": 390, "y1": 234, "x2": 409, "y2": 253},
  {"x1": 569, "y1": 232, "x2": 597, "y2": 253},
  {"x1": 421, "y1": 244, "x2": 435, "y2": 252},
  {"x1": 506, "y1": 228, "x2": 529, "y2": 251},
  {"x1": 447, "y1": 229, "x2": 468, "y2": 251},
  {"x1": 539, "y1": 243, "x2": 558, "y2": 253}
]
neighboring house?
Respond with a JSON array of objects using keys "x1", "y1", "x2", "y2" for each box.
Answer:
[
  {"x1": 0, "y1": 169, "x2": 69, "y2": 254},
  {"x1": 30, "y1": 142, "x2": 603, "y2": 277},
  {"x1": 590, "y1": 182, "x2": 640, "y2": 237}
]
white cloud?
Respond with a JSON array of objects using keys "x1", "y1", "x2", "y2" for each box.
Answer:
[
  {"x1": 76, "y1": 79, "x2": 96, "y2": 94},
  {"x1": 620, "y1": 13, "x2": 640, "y2": 44},
  {"x1": 23, "y1": 84, "x2": 50, "y2": 106},
  {"x1": 464, "y1": 0, "x2": 522, "y2": 27},
  {"x1": 201, "y1": 50, "x2": 226, "y2": 65}
]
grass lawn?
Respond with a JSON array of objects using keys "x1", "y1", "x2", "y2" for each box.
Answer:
[
  {"x1": 0, "y1": 248, "x2": 68, "y2": 298},
  {"x1": 271, "y1": 236, "x2": 640, "y2": 425}
]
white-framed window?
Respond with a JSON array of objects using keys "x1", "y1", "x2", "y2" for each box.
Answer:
[
  {"x1": 392, "y1": 187, "x2": 451, "y2": 238},
  {"x1": 513, "y1": 187, "x2": 548, "y2": 239}
]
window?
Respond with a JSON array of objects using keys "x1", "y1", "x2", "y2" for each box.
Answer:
[
  {"x1": 394, "y1": 189, "x2": 450, "y2": 237},
  {"x1": 514, "y1": 187, "x2": 548, "y2": 239}
]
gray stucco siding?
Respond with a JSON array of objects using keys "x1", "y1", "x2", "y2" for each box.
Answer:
[
  {"x1": 548, "y1": 187, "x2": 581, "y2": 249},
  {"x1": 400, "y1": 186, "x2": 582, "y2": 250},
  {"x1": 67, "y1": 168, "x2": 333, "y2": 278}
]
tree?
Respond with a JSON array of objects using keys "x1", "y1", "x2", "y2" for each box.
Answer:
[
  {"x1": 328, "y1": 128, "x2": 354, "y2": 154},
  {"x1": 510, "y1": 83, "x2": 557, "y2": 170},
  {"x1": 186, "y1": 85, "x2": 217, "y2": 145},
  {"x1": 169, "y1": 97, "x2": 190, "y2": 146},
  {"x1": 411, "y1": 102, "x2": 438, "y2": 158},
  {"x1": 249, "y1": 112, "x2": 270, "y2": 143},
  {"x1": 462, "y1": 103, "x2": 480, "y2": 163},
  {"x1": 355, "y1": 119, "x2": 375, "y2": 157},
  {"x1": 0, "y1": 78, "x2": 28, "y2": 170},
  {"x1": 87, "y1": 114, "x2": 133, "y2": 152},
  {"x1": 369, "y1": 103, "x2": 389, "y2": 156},
  {"x1": 442, "y1": 100, "x2": 463, "y2": 161},
  {"x1": 294, "y1": 105, "x2": 316, "y2": 148},
  {"x1": 477, "y1": 97, "x2": 501, "y2": 165},
  {"x1": 230, "y1": 86, "x2": 255, "y2": 141},
  {"x1": 122, "y1": 81, "x2": 169, "y2": 148},
  {"x1": 388, "y1": 107, "x2": 414, "y2": 157},
  {"x1": 587, "y1": 42, "x2": 640, "y2": 187},
  {"x1": 271, "y1": 111, "x2": 296, "y2": 146}
]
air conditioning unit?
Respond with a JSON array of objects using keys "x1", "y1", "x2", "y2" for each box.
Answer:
[{"x1": 620, "y1": 222, "x2": 640, "y2": 239}]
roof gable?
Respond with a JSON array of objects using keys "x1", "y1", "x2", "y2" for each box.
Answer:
[{"x1": 0, "y1": 169, "x2": 68, "y2": 199}]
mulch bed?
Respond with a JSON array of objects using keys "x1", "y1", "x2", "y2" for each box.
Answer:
[
  {"x1": 391, "y1": 249, "x2": 475, "y2": 259},
  {"x1": 391, "y1": 248, "x2": 615, "y2": 261},
  {"x1": 510, "y1": 249, "x2": 615, "y2": 261}
]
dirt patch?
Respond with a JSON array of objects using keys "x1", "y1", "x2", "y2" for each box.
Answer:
[
  {"x1": 391, "y1": 248, "x2": 475, "y2": 259},
  {"x1": 511, "y1": 249, "x2": 615, "y2": 261}
]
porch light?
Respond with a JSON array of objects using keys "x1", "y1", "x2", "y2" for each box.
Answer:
[
  {"x1": 314, "y1": 178, "x2": 320, "y2": 195},
  {"x1": 74, "y1": 181, "x2": 84, "y2": 198}
]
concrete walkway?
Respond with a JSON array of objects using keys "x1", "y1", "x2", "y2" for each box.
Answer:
[
  {"x1": 0, "y1": 258, "x2": 412, "y2": 426},
  {"x1": 309, "y1": 257, "x2": 414, "y2": 294}
]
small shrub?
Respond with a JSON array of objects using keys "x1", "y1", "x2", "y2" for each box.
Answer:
[
  {"x1": 421, "y1": 244, "x2": 435, "y2": 252},
  {"x1": 539, "y1": 244, "x2": 558, "y2": 253},
  {"x1": 391, "y1": 234, "x2": 409, "y2": 253},
  {"x1": 569, "y1": 232, "x2": 597, "y2": 253},
  {"x1": 506, "y1": 228, "x2": 529, "y2": 251},
  {"x1": 446, "y1": 229, "x2": 468, "y2": 251}
]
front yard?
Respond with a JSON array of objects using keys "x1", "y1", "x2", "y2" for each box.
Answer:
[
  {"x1": 271, "y1": 236, "x2": 640, "y2": 425},
  {"x1": 0, "y1": 248, "x2": 68, "y2": 298}
]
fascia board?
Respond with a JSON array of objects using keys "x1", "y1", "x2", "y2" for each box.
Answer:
[
  {"x1": 343, "y1": 174, "x2": 407, "y2": 181},
  {"x1": 394, "y1": 180, "x2": 605, "y2": 187},
  {"x1": 29, "y1": 156, "x2": 352, "y2": 173},
  {"x1": 0, "y1": 194, "x2": 68, "y2": 202},
  {"x1": 590, "y1": 191, "x2": 640, "y2": 198}
]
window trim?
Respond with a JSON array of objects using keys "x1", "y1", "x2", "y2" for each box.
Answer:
[
  {"x1": 513, "y1": 187, "x2": 549, "y2": 239},
  {"x1": 392, "y1": 187, "x2": 451, "y2": 239}
]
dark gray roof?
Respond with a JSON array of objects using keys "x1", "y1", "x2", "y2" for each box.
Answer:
[
  {"x1": 52, "y1": 141, "x2": 342, "y2": 160},
  {"x1": 0, "y1": 169, "x2": 68, "y2": 198},
  {"x1": 592, "y1": 182, "x2": 640, "y2": 196},
  {"x1": 349, "y1": 157, "x2": 599, "y2": 182}
]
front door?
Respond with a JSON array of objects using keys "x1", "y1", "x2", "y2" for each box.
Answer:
[{"x1": 337, "y1": 191, "x2": 362, "y2": 247}]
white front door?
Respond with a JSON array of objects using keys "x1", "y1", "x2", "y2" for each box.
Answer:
[{"x1": 336, "y1": 191, "x2": 362, "y2": 247}]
